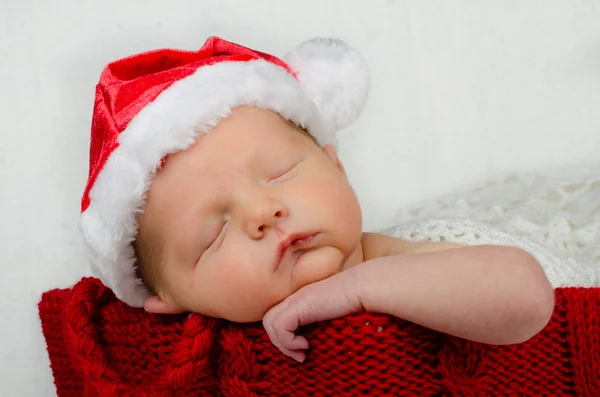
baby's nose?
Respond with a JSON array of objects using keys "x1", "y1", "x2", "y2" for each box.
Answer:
[{"x1": 246, "y1": 201, "x2": 287, "y2": 238}]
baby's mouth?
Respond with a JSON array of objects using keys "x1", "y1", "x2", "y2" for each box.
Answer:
[
  {"x1": 273, "y1": 232, "x2": 318, "y2": 271},
  {"x1": 290, "y1": 234, "x2": 317, "y2": 250}
]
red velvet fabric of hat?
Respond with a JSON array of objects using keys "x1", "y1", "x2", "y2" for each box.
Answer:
[{"x1": 39, "y1": 278, "x2": 600, "y2": 396}]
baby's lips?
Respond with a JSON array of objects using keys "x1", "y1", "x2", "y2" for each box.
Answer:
[{"x1": 291, "y1": 233, "x2": 318, "y2": 249}]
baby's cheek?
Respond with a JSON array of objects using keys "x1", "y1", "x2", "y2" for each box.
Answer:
[
  {"x1": 210, "y1": 270, "x2": 275, "y2": 322},
  {"x1": 291, "y1": 247, "x2": 343, "y2": 292}
]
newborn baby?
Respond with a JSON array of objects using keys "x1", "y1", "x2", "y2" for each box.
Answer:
[
  {"x1": 137, "y1": 106, "x2": 553, "y2": 362},
  {"x1": 79, "y1": 37, "x2": 554, "y2": 363}
]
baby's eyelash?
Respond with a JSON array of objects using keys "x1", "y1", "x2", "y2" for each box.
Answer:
[
  {"x1": 270, "y1": 162, "x2": 300, "y2": 182},
  {"x1": 207, "y1": 221, "x2": 227, "y2": 251}
]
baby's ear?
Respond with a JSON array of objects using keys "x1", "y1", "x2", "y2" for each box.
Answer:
[
  {"x1": 144, "y1": 295, "x2": 186, "y2": 314},
  {"x1": 322, "y1": 144, "x2": 347, "y2": 177}
]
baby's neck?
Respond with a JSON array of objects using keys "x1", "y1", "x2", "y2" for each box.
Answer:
[
  {"x1": 340, "y1": 235, "x2": 367, "y2": 272},
  {"x1": 342, "y1": 232, "x2": 408, "y2": 271}
]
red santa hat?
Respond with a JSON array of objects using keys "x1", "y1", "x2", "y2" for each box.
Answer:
[{"x1": 79, "y1": 36, "x2": 370, "y2": 307}]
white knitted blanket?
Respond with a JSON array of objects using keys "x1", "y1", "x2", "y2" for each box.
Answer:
[{"x1": 386, "y1": 162, "x2": 600, "y2": 287}]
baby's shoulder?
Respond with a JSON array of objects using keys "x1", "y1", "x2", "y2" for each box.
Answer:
[{"x1": 361, "y1": 232, "x2": 463, "y2": 261}]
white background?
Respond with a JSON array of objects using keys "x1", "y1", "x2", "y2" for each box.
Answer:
[{"x1": 1, "y1": 1, "x2": 599, "y2": 395}]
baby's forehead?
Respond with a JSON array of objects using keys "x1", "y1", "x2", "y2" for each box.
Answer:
[
  {"x1": 153, "y1": 110, "x2": 318, "y2": 186},
  {"x1": 203, "y1": 121, "x2": 313, "y2": 157}
]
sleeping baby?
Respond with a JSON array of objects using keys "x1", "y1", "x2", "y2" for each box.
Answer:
[{"x1": 80, "y1": 36, "x2": 554, "y2": 363}]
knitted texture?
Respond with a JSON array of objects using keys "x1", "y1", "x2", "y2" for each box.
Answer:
[
  {"x1": 386, "y1": 219, "x2": 597, "y2": 288},
  {"x1": 39, "y1": 277, "x2": 600, "y2": 397},
  {"x1": 392, "y1": 161, "x2": 600, "y2": 285}
]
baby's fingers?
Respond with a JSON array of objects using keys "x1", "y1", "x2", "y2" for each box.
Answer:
[
  {"x1": 279, "y1": 334, "x2": 309, "y2": 362},
  {"x1": 289, "y1": 350, "x2": 306, "y2": 363},
  {"x1": 287, "y1": 334, "x2": 309, "y2": 351}
]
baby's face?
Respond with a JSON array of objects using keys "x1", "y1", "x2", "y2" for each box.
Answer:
[{"x1": 138, "y1": 107, "x2": 363, "y2": 322}]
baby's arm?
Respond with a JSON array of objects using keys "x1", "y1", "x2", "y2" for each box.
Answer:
[
  {"x1": 358, "y1": 242, "x2": 554, "y2": 345},
  {"x1": 263, "y1": 235, "x2": 554, "y2": 362}
]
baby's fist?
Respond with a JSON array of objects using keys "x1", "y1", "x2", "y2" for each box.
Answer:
[{"x1": 262, "y1": 269, "x2": 364, "y2": 362}]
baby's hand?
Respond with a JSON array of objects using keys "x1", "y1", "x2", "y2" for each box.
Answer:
[{"x1": 262, "y1": 268, "x2": 365, "y2": 362}]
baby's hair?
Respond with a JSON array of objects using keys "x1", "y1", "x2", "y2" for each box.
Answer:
[
  {"x1": 285, "y1": 119, "x2": 319, "y2": 145},
  {"x1": 133, "y1": 223, "x2": 163, "y2": 296}
]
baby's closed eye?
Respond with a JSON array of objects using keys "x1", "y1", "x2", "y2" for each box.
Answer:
[
  {"x1": 268, "y1": 160, "x2": 302, "y2": 183},
  {"x1": 198, "y1": 221, "x2": 228, "y2": 261}
]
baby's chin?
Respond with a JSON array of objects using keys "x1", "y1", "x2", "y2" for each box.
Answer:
[{"x1": 290, "y1": 246, "x2": 345, "y2": 292}]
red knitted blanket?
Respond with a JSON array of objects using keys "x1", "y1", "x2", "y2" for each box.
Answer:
[{"x1": 38, "y1": 277, "x2": 599, "y2": 397}]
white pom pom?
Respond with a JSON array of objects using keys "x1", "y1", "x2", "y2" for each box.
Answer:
[{"x1": 285, "y1": 38, "x2": 370, "y2": 131}]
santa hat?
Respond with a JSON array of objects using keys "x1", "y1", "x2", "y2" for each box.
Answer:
[{"x1": 79, "y1": 36, "x2": 370, "y2": 308}]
